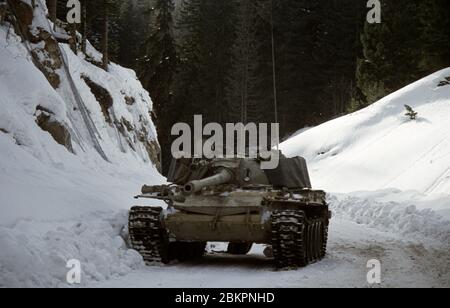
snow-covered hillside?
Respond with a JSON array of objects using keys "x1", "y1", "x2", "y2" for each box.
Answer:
[
  {"x1": 0, "y1": 1, "x2": 164, "y2": 287},
  {"x1": 281, "y1": 68, "x2": 450, "y2": 196}
]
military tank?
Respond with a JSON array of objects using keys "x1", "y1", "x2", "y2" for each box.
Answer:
[{"x1": 129, "y1": 152, "x2": 331, "y2": 269}]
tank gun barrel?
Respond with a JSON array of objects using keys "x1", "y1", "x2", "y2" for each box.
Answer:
[{"x1": 184, "y1": 168, "x2": 233, "y2": 195}]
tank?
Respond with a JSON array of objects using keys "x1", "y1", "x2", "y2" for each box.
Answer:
[{"x1": 129, "y1": 151, "x2": 331, "y2": 269}]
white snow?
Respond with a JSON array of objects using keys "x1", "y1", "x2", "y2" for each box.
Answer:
[
  {"x1": 95, "y1": 218, "x2": 449, "y2": 288},
  {"x1": 329, "y1": 190, "x2": 450, "y2": 243},
  {"x1": 0, "y1": 211, "x2": 144, "y2": 288}
]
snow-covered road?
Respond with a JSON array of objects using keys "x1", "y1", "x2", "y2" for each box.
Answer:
[{"x1": 93, "y1": 218, "x2": 449, "y2": 288}]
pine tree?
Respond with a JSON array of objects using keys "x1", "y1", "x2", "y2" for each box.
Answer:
[
  {"x1": 80, "y1": 0, "x2": 87, "y2": 53},
  {"x1": 418, "y1": 0, "x2": 450, "y2": 74},
  {"x1": 117, "y1": 0, "x2": 151, "y2": 70},
  {"x1": 48, "y1": 0, "x2": 57, "y2": 23},
  {"x1": 404, "y1": 105, "x2": 418, "y2": 120},
  {"x1": 357, "y1": 1, "x2": 423, "y2": 105},
  {"x1": 272, "y1": 0, "x2": 324, "y2": 133},
  {"x1": 316, "y1": 0, "x2": 364, "y2": 117},
  {"x1": 175, "y1": 0, "x2": 236, "y2": 125},
  {"x1": 226, "y1": 0, "x2": 266, "y2": 124},
  {"x1": 139, "y1": 0, "x2": 178, "y2": 174},
  {"x1": 83, "y1": 0, "x2": 121, "y2": 69}
]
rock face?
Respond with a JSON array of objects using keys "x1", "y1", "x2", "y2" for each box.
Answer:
[
  {"x1": 81, "y1": 75, "x2": 114, "y2": 123},
  {"x1": 3, "y1": 0, "x2": 161, "y2": 170},
  {"x1": 9, "y1": 0, "x2": 62, "y2": 88},
  {"x1": 35, "y1": 106, "x2": 74, "y2": 153}
]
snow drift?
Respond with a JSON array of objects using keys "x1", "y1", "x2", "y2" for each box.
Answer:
[
  {"x1": 281, "y1": 68, "x2": 450, "y2": 195},
  {"x1": 328, "y1": 190, "x2": 450, "y2": 243}
]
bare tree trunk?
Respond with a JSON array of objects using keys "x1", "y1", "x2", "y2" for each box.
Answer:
[
  {"x1": 101, "y1": 4, "x2": 109, "y2": 71},
  {"x1": 69, "y1": 23, "x2": 77, "y2": 53},
  {"x1": 48, "y1": 0, "x2": 57, "y2": 23},
  {"x1": 81, "y1": 0, "x2": 87, "y2": 54},
  {"x1": 0, "y1": 2, "x2": 7, "y2": 25}
]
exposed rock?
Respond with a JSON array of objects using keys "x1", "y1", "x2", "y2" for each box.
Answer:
[
  {"x1": 81, "y1": 75, "x2": 113, "y2": 123},
  {"x1": 146, "y1": 140, "x2": 162, "y2": 172},
  {"x1": 84, "y1": 55, "x2": 103, "y2": 69},
  {"x1": 124, "y1": 96, "x2": 136, "y2": 106},
  {"x1": 138, "y1": 127, "x2": 162, "y2": 171},
  {"x1": 7, "y1": 1, "x2": 161, "y2": 169},
  {"x1": 30, "y1": 28, "x2": 63, "y2": 88},
  {"x1": 36, "y1": 105, "x2": 55, "y2": 115},
  {"x1": 121, "y1": 118, "x2": 134, "y2": 132},
  {"x1": 9, "y1": 0, "x2": 33, "y2": 30},
  {"x1": 9, "y1": 0, "x2": 62, "y2": 88},
  {"x1": 35, "y1": 107, "x2": 74, "y2": 153}
]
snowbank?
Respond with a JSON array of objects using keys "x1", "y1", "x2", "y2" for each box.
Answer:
[
  {"x1": 328, "y1": 191, "x2": 450, "y2": 244},
  {"x1": 281, "y1": 68, "x2": 450, "y2": 195},
  {"x1": 0, "y1": 211, "x2": 144, "y2": 288}
]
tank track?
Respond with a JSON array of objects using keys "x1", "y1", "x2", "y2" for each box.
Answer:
[
  {"x1": 128, "y1": 206, "x2": 170, "y2": 265},
  {"x1": 129, "y1": 206, "x2": 206, "y2": 265},
  {"x1": 271, "y1": 210, "x2": 328, "y2": 269}
]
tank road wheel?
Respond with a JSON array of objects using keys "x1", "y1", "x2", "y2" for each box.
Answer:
[
  {"x1": 306, "y1": 224, "x2": 313, "y2": 263},
  {"x1": 310, "y1": 223, "x2": 316, "y2": 261},
  {"x1": 315, "y1": 222, "x2": 323, "y2": 260},
  {"x1": 227, "y1": 242, "x2": 253, "y2": 255},
  {"x1": 306, "y1": 219, "x2": 328, "y2": 264},
  {"x1": 271, "y1": 210, "x2": 307, "y2": 269},
  {"x1": 314, "y1": 222, "x2": 321, "y2": 260},
  {"x1": 128, "y1": 206, "x2": 170, "y2": 265},
  {"x1": 321, "y1": 221, "x2": 329, "y2": 258}
]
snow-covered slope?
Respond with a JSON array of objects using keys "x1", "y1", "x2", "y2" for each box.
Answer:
[
  {"x1": 0, "y1": 2, "x2": 165, "y2": 287},
  {"x1": 281, "y1": 68, "x2": 450, "y2": 195},
  {"x1": 0, "y1": 3, "x2": 164, "y2": 225}
]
